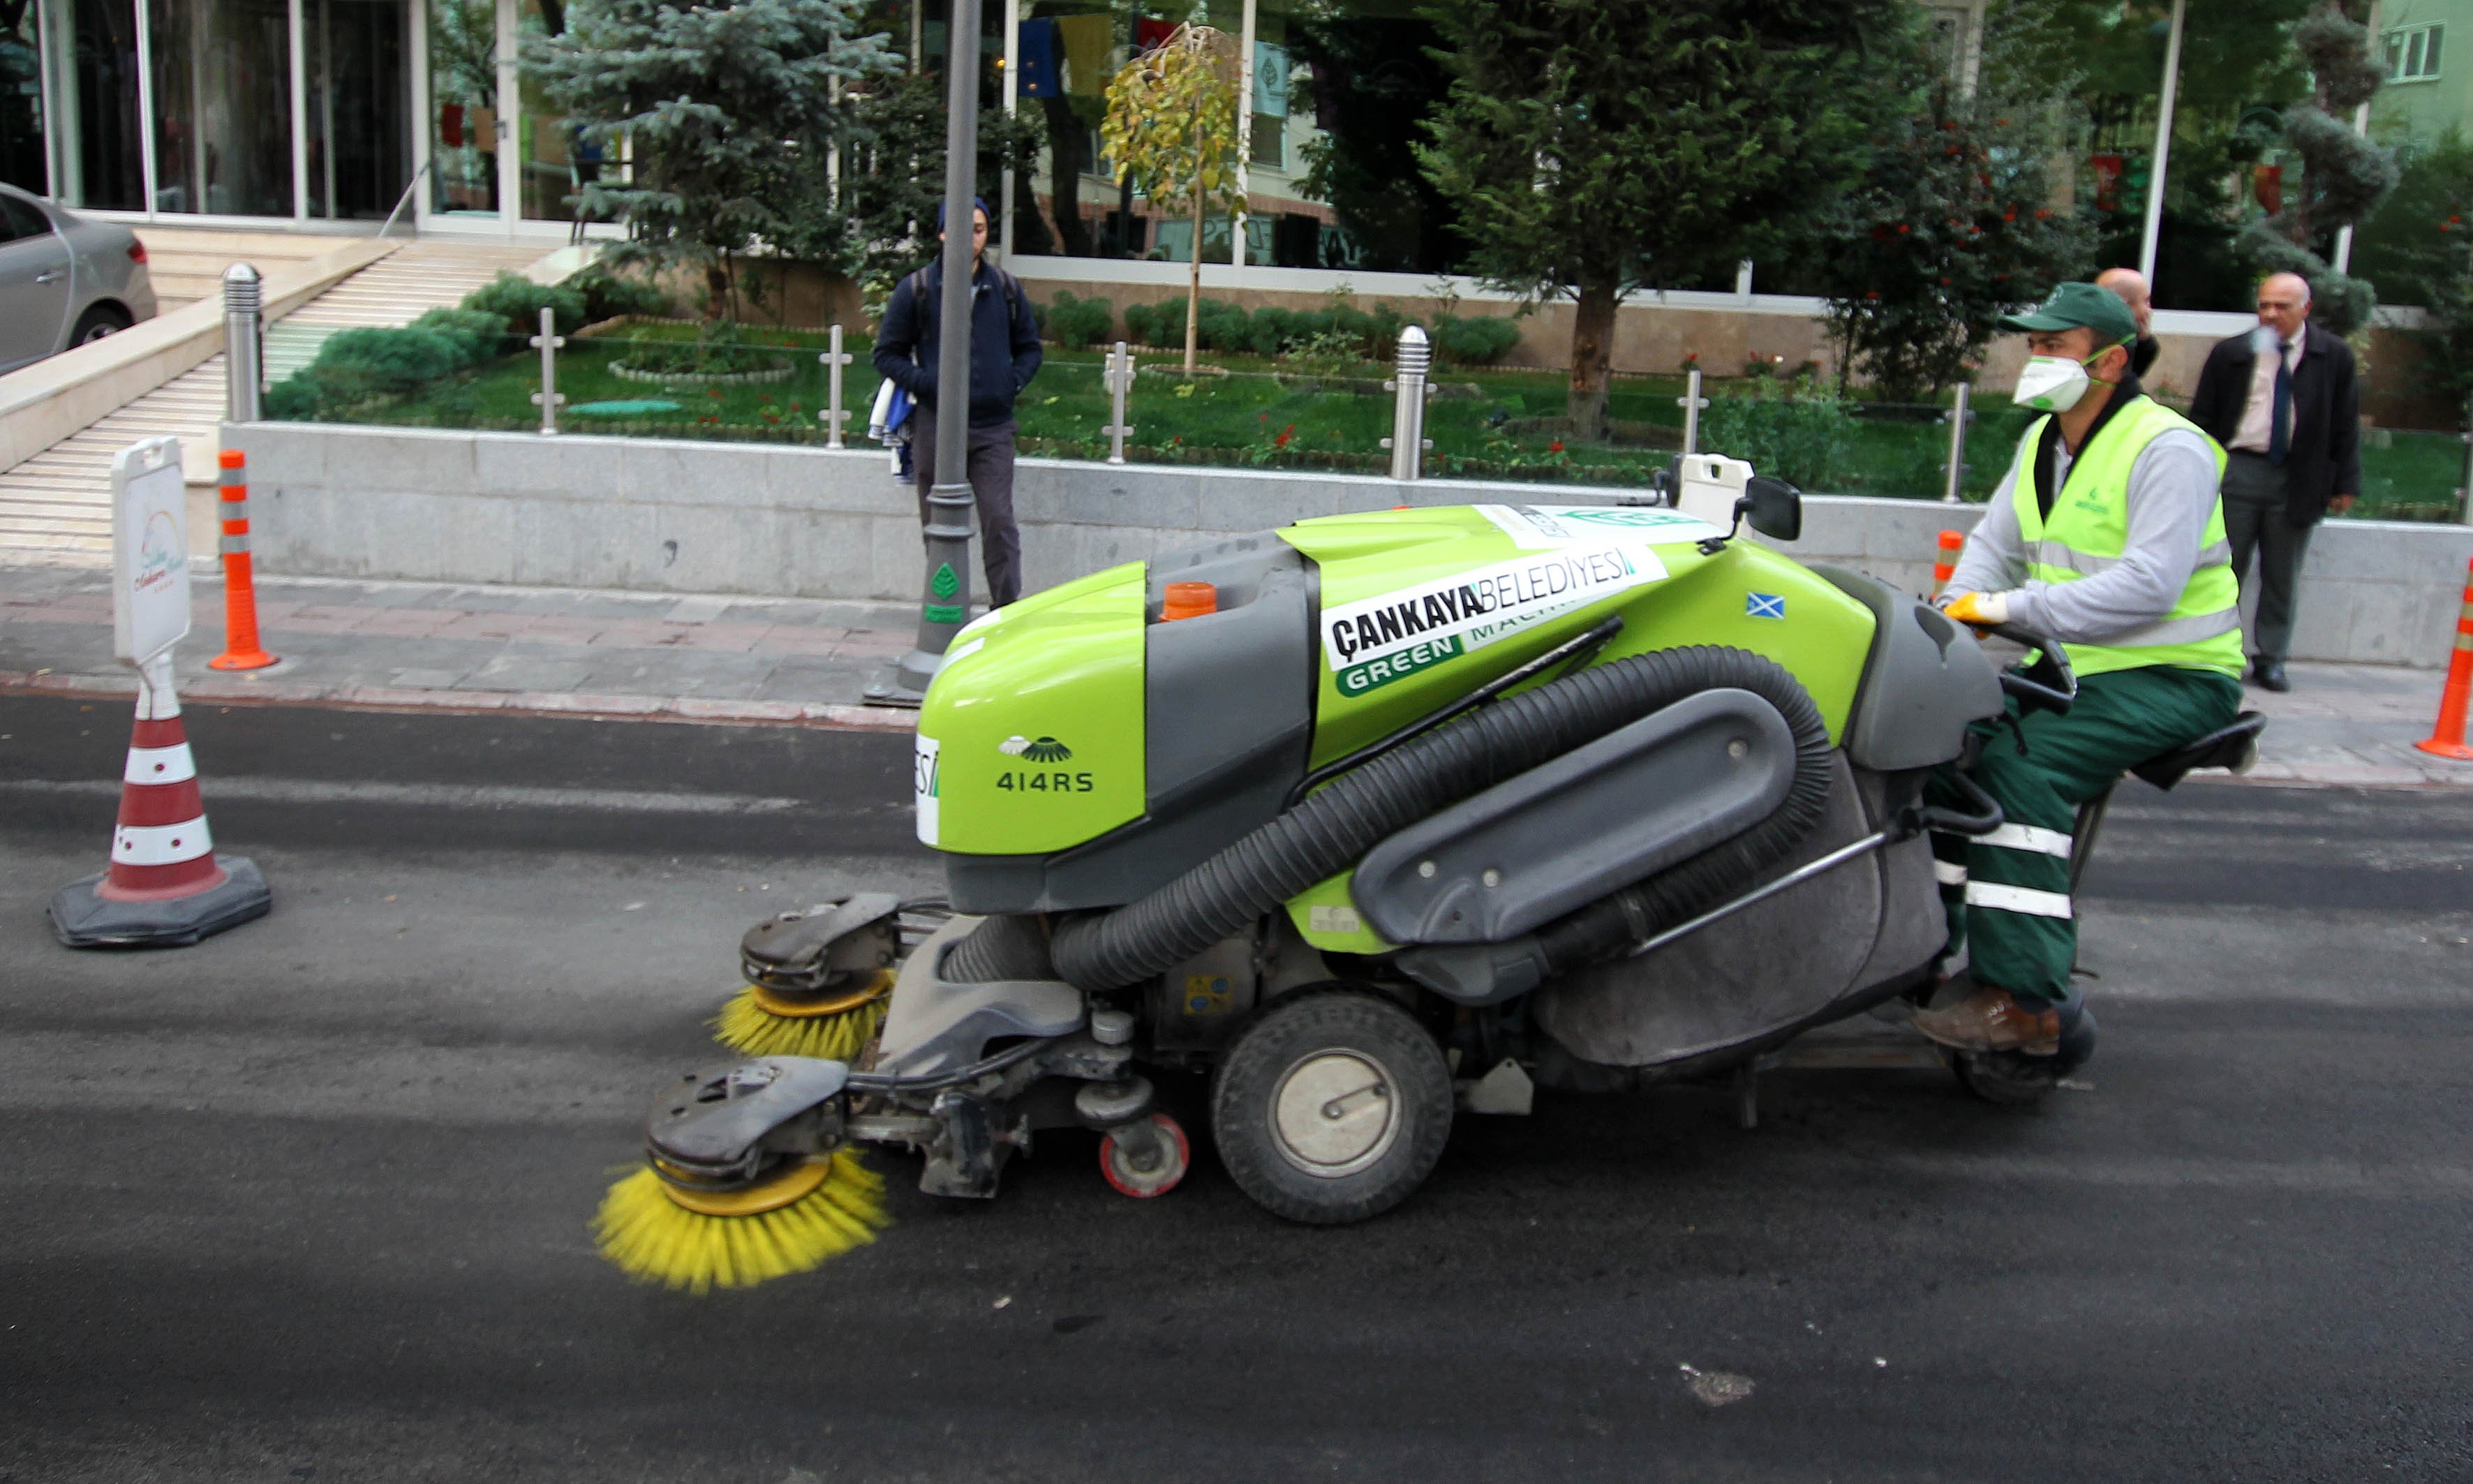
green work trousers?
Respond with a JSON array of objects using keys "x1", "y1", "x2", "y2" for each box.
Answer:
[{"x1": 1926, "y1": 665, "x2": 2243, "y2": 1006}]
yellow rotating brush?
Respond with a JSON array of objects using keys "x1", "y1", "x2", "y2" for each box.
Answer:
[
  {"x1": 595, "y1": 1150, "x2": 889, "y2": 1293},
  {"x1": 711, "y1": 969, "x2": 894, "y2": 1058}
]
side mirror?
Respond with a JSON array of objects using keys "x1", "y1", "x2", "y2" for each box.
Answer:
[{"x1": 1736, "y1": 475, "x2": 1802, "y2": 542}]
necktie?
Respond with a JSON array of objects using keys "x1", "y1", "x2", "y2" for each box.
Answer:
[{"x1": 2268, "y1": 341, "x2": 2292, "y2": 467}]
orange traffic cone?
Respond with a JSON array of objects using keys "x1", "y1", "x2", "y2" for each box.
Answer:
[
  {"x1": 48, "y1": 658, "x2": 272, "y2": 947},
  {"x1": 2415, "y1": 558, "x2": 2473, "y2": 762},
  {"x1": 209, "y1": 448, "x2": 276, "y2": 671},
  {"x1": 1931, "y1": 528, "x2": 1963, "y2": 598}
]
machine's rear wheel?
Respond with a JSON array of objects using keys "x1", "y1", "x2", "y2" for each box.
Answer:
[{"x1": 1210, "y1": 988, "x2": 1453, "y2": 1225}]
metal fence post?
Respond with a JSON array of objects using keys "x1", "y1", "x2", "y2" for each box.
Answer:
[
  {"x1": 530, "y1": 307, "x2": 566, "y2": 436},
  {"x1": 820, "y1": 324, "x2": 854, "y2": 449},
  {"x1": 1941, "y1": 382, "x2": 1973, "y2": 504},
  {"x1": 1677, "y1": 369, "x2": 1707, "y2": 457},
  {"x1": 223, "y1": 264, "x2": 262, "y2": 423},
  {"x1": 1104, "y1": 341, "x2": 1135, "y2": 464},
  {"x1": 1383, "y1": 325, "x2": 1432, "y2": 482}
]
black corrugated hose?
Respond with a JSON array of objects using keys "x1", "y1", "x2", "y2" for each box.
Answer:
[{"x1": 1047, "y1": 645, "x2": 1836, "y2": 990}]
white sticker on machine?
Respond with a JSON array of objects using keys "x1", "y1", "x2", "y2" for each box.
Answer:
[
  {"x1": 1476, "y1": 503, "x2": 1729, "y2": 550},
  {"x1": 1320, "y1": 542, "x2": 1667, "y2": 697},
  {"x1": 913, "y1": 732, "x2": 941, "y2": 846}
]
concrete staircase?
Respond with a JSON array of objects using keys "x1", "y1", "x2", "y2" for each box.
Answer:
[{"x1": 0, "y1": 237, "x2": 565, "y2": 565}]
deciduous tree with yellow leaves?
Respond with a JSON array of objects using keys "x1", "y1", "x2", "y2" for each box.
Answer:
[{"x1": 1102, "y1": 23, "x2": 1245, "y2": 373}]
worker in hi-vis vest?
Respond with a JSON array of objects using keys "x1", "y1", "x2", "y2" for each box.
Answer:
[{"x1": 1917, "y1": 281, "x2": 2245, "y2": 1058}]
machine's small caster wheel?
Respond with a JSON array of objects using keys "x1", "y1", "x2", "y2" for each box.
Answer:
[
  {"x1": 1210, "y1": 988, "x2": 1453, "y2": 1225},
  {"x1": 1099, "y1": 1112, "x2": 1190, "y2": 1199},
  {"x1": 1945, "y1": 1048, "x2": 2059, "y2": 1106}
]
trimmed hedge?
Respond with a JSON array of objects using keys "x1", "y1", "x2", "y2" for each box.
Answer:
[{"x1": 1043, "y1": 290, "x2": 1115, "y2": 347}]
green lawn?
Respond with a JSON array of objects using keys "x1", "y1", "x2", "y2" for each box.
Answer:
[{"x1": 322, "y1": 325, "x2": 2467, "y2": 522}]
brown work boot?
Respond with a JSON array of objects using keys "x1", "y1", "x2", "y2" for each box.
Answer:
[{"x1": 1911, "y1": 984, "x2": 2061, "y2": 1055}]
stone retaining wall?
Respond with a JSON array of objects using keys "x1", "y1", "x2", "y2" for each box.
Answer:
[{"x1": 233, "y1": 422, "x2": 2473, "y2": 668}]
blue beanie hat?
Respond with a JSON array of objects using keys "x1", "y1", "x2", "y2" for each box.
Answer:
[{"x1": 937, "y1": 196, "x2": 993, "y2": 231}]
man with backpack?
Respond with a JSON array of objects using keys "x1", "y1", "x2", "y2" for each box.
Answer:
[{"x1": 871, "y1": 198, "x2": 1044, "y2": 607}]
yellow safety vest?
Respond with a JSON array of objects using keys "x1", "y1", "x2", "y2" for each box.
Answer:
[{"x1": 2014, "y1": 396, "x2": 2246, "y2": 679}]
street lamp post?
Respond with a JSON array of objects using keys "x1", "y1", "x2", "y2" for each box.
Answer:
[{"x1": 869, "y1": 0, "x2": 986, "y2": 708}]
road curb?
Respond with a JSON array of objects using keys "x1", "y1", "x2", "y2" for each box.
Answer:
[{"x1": 0, "y1": 669, "x2": 919, "y2": 734}]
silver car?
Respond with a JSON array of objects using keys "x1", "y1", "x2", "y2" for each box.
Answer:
[{"x1": 0, "y1": 182, "x2": 158, "y2": 373}]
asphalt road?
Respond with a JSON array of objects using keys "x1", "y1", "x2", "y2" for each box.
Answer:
[{"x1": 2, "y1": 695, "x2": 2470, "y2": 1481}]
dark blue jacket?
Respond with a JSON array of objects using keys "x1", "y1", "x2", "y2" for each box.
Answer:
[{"x1": 871, "y1": 260, "x2": 1042, "y2": 428}]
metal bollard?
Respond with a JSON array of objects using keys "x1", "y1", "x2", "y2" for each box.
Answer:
[
  {"x1": 819, "y1": 324, "x2": 854, "y2": 449},
  {"x1": 2457, "y1": 394, "x2": 2473, "y2": 524},
  {"x1": 530, "y1": 307, "x2": 566, "y2": 436},
  {"x1": 223, "y1": 264, "x2": 262, "y2": 422},
  {"x1": 1677, "y1": 369, "x2": 1709, "y2": 457},
  {"x1": 1382, "y1": 325, "x2": 1432, "y2": 482},
  {"x1": 1942, "y1": 383, "x2": 1973, "y2": 503},
  {"x1": 1103, "y1": 341, "x2": 1136, "y2": 465}
]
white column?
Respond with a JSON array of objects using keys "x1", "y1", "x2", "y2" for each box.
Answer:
[
  {"x1": 36, "y1": 0, "x2": 64, "y2": 200},
  {"x1": 289, "y1": 0, "x2": 309, "y2": 221},
  {"x1": 133, "y1": 0, "x2": 157, "y2": 217},
  {"x1": 2136, "y1": 0, "x2": 2186, "y2": 283},
  {"x1": 496, "y1": 0, "x2": 520, "y2": 232},
  {"x1": 1232, "y1": 0, "x2": 1256, "y2": 267},
  {"x1": 1000, "y1": 0, "x2": 1018, "y2": 262},
  {"x1": 408, "y1": 0, "x2": 431, "y2": 230},
  {"x1": 2333, "y1": 1, "x2": 2382, "y2": 274}
]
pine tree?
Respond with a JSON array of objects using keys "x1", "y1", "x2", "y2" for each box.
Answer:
[
  {"x1": 1418, "y1": 0, "x2": 1906, "y2": 439},
  {"x1": 525, "y1": 0, "x2": 903, "y2": 319},
  {"x1": 1811, "y1": 8, "x2": 2094, "y2": 398},
  {"x1": 2237, "y1": 0, "x2": 2396, "y2": 335}
]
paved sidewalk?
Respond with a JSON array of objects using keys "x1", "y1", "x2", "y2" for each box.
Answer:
[
  {"x1": 0, "y1": 564, "x2": 923, "y2": 732},
  {"x1": 3, "y1": 561, "x2": 2469, "y2": 785}
]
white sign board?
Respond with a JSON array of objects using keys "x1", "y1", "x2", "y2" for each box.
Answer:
[{"x1": 112, "y1": 436, "x2": 189, "y2": 667}]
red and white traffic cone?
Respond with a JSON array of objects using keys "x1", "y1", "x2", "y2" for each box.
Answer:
[{"x1": 49, "y1": 656, "x2": 271, "y2": 948}]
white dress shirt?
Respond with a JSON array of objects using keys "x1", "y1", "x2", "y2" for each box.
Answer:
[{"x1": 2228, "y1": 332, "x2": 2303, "y2": 454}]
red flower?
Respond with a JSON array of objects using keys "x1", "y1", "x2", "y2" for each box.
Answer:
[
  {"x1": 1548, "y1": 440, "x2": 1565, "y2": 453},
  {"x1": 2035, "y1": 208, "x2": 2052, "y2": 219}
]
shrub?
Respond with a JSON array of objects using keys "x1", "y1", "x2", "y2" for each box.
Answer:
[
  {"x1": 1042, "y1": 290, "x2": 1116, "y2": 347},
  {"x1": 1360, "y1": 300, "x2": 1413, "y2": 359},
  {"x1": 408, "y1": 307, "x2": 516, "y2": 364},
  {"x1": 617, "y1": 320, "x2": 787, "y2": 376},
  {"x1": 274, "y1": 325, "x2": 473, "y2": 419},
  {"x1": 569, "y1": 262, "x2": 671, "y2": 324},
  {"x1": 1431, "y1": 313, "x2": 1521, "y2": 366},
  {"x1": 1247, "y1": 306, "x2": 1294, "y2": 357},
  {"x1": 461, "y1": 271, "x2": 590, "y2": 336},
  {"x1": 1122, "y1": 299, "x2": 1196, "y2": 349},
  {"x1": 1697, "y1": 376, "x2": 1852, "y2": 491},
  {"x1": 1194, "y1": 298, "x2": 1252, "y2": 353}
]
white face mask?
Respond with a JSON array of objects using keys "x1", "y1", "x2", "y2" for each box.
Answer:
[{"x1": 2012, "y1": 348, "x2": 2115, "y2": 413}]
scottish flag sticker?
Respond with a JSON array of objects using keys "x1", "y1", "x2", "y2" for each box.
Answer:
[{"x1": 1746, "y1": 592, "x2": 1786, "y2": 620}]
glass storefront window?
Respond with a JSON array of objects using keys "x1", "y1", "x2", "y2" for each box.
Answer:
[
  {"x1": 43, "y1": 0, "x2": 143, "y2": 209},
  {"x1": 428, "y1": 0, "x2": 496, "y2": 214},
  {"x1": 1010, "y1": 0, "x2": 1459, "y2": 271},
  {"x1": 306, "y1": 0, "x2": 414, "y2": 220},
  {"x1": 149, "y1": 0, "x2": 295, "y2": 216},
  {"x1": 2148, "y1": 5, "x2": 2310, "y2": 312},
  {"x1": 517, "y1": 0, "x2": 603, "y2": 222}
]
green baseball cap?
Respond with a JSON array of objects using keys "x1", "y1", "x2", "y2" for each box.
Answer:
[{"x1": 1998, "y1": 281, "x2": 2139, "y2": 346}]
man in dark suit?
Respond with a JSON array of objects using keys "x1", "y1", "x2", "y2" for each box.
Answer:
[{"x1": 2185, "y1": 271, "x2": 2361, "y2": 692}]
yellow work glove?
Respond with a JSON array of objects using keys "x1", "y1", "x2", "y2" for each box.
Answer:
[{"x1": 1942, "y1": 590, "x2": 2013, "y2": 630}]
